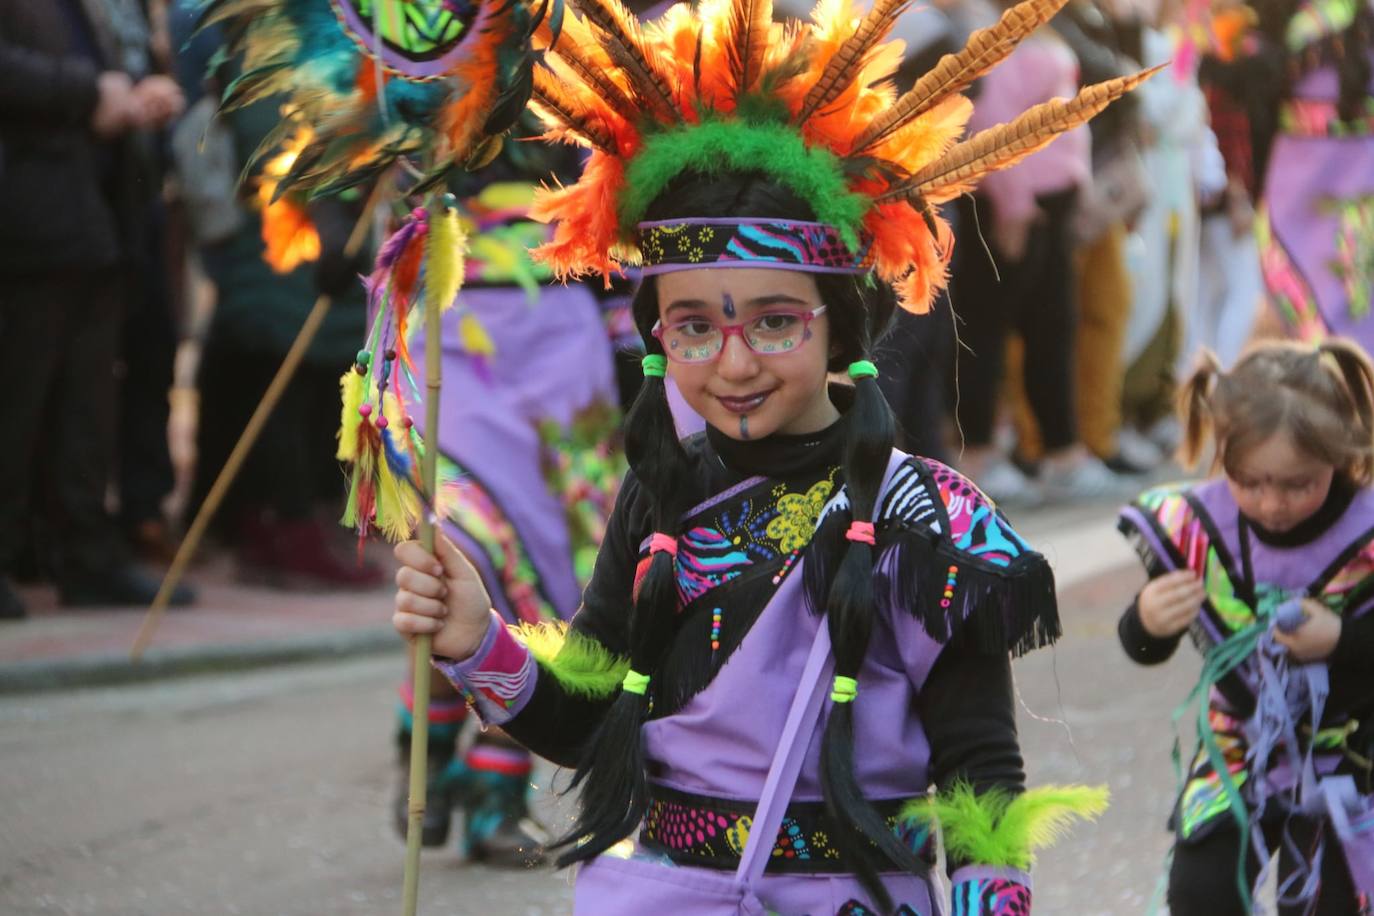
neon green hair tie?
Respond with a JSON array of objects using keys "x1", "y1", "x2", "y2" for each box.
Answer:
[
  {"x1": 831, "y1": 675, "x2": 858, "y2": 703},
  {"x1": 641, "y1": 355, "x2": 667, "y2": 378},
  {"x1": 622, "y1": 669, "x2": 651, "y2": 695},
  {"x1": 847, "y1": 360, "x2": 878, "y2": 380}
]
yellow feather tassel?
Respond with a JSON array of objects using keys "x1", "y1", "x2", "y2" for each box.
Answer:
[
  {"x1": 425, "y1": 205, "x2": 468, "y2": 316},
  {"x1": 337, "y1": 369, "x2": 365, "y2": 462}
]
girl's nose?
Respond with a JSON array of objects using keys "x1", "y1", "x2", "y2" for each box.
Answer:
[{"x1": 716, "y1": 333, "x2": 760, "y2": 379}]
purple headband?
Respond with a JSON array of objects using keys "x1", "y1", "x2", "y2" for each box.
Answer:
[{"x1": 637, "y1": 218, "x2": 873, "y2": 276}]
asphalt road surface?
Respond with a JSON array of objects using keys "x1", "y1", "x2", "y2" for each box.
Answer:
[{"x1": 1, "y1": 563, "x2": 1208, "y2": 915}]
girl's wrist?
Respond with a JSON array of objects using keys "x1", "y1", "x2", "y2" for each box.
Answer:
[{"x1": 442, "y1": 610, "x2": 495, "y2": 662}]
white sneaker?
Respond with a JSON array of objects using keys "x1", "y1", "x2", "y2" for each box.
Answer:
[
  {"x1": 1116, "y1": 427, "x2": 1165, "y2": 470},
  {"x1": 1041, "y1": 455, "x2": 1129, "y2": 503},
  {"x1": 972, "y1": 459, "x2": 1044, "y2": 508},
  {"x1": 1145, "y1": 416, "x2": 1183, "y2": 453}
]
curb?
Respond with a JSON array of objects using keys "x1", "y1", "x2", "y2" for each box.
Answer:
[{"x1": 0, "y1": 626, "x2": 400, "y2": 695}]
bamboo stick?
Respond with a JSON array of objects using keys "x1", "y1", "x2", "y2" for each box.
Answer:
[
  {"x1": 400, "y1": 199, "x2": 447, "y2": 916},
  {"x1": 131, "y1": 186, "x2": 384, "y2": 661}
]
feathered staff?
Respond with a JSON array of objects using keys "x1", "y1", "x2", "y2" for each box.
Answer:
[{"x1": 131, "y1": 2, "x2": 560, "y2": 914}]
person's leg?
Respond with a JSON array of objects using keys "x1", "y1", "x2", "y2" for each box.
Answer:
[
  {"x1": 118, "y1": 208, "x2": 179, "y2": 555},
  {"x1": 1016, "y1": 189, "x2": 1080, "y2": 455},
  {"x1": 1168, "y1": 827, "x2": 1263, "y2": 916},
  {"x1": 461, "y1": 727, "x2": 547, "y2": 866},
  {"x1": 1074, "y1": 221, "x2": 1133, "y2": 461},
  {"x1": 394, "y1": 663, "x2": 469, "y2": 848},
  {"x1": 0, "y1": 274, "x2": 71, "y2": 616},
  {"x1": 51, "y1": 271, "x2": 134, "y2": 580},
  {"x1": 948, "y1": 194, "x2": 1016, "y2": 453},
  {"x1": 876, "y1": 294, "x2": 954, "y2": 462}
]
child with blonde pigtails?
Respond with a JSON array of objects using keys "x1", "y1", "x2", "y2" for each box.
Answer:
[{"x1": 1119, "y1": 339, "x2": 1374, "y2": 915}]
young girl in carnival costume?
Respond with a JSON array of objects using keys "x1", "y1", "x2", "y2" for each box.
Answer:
[
  {"x1": 372, "y1": 122, "x2": 628, "y2": 864},
  {"x1": 391, "y1": 0, "x2": 1143, "y2": 909},
  {"x1": 1118, "y1": 341, "x2": 1374, "y2": 914}
]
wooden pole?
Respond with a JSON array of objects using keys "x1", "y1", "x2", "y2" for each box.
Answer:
[
  {"x1": 400, "y1": 204, "x2": 446, "y2": 916},
  {"x1": 131, "y1": 189, "x2": 384, "y2": 661}
]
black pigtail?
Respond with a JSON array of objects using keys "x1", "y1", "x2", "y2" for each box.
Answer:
[
  {"x1": 553, "y1": 302, "x2": 693, "y2": 866},
  {"x1": 819, "y1": 370, "x2": 924, "y2": 913}
]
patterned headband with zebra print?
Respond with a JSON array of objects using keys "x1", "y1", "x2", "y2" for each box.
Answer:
[{"x1": 637, "y1": 218, "x2": 873, "y2": 276}]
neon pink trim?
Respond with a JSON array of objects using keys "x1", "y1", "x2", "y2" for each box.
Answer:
[
  {"x1": 845, "y1": 521, "x2": 876, "y2": 545},
  {"x1": 648, "y1": 533, "x2": 679, "y2": 556}
]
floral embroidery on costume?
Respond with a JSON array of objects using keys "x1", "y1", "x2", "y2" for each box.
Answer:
[
  {"x1": 766, "y1": 477, "x2": 837, "y2": 553},
  {"x1": 667, "y1": 469, "x2": 840, "y2": 607}
]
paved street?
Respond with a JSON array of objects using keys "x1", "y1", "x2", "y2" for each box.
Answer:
[{"x1": 0, "y1": 506, "x2": 1207, "y2": 915}]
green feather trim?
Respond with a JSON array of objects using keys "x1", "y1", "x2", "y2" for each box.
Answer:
[
  {"x1": 510, "y1": 622, "x2": 630, "y2": 699},
  {"x1": 903, "y1": 782, "x2": 1110, "y2": 870},
  {"x1": 619, "y1": 119, "x2": 870, "y2": 251}
]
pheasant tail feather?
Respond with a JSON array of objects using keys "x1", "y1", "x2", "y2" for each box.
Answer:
[
  {"x1": 854, "y1": 0, "x2": 1070, "y2": 152},
  {"x1": 796, "y1": 0, "x2": 910, "y2": 123},
  {"x1": 571, "y1": 0, "x2": 680, "y2": 121},
  {"x1": 724, "y1": 0, "x2": 773, "y2": 100},
  {"x1": 895, "y1": 65, "x2": 1162, "y2": 203},
  {"x1": 532, "y1": 69, "x2": 617, "y2": 150}
]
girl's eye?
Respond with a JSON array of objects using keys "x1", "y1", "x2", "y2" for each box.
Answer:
[
  {"x1": 754, "y1": 313, "x2": 800, "y2": 333},
  {"x1": 678, "y1": 320, "x2": 716, "y2": 337}
]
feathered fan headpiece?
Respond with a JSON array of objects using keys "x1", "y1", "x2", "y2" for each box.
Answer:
[
  {"x1": 198, "y1": 0, "x2": 561, "y2": 199},
  {"x1": 528, "y1": 0, "x2": 1158, "y2": 313}
]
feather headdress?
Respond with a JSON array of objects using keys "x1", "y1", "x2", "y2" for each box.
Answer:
[{"x1": 528, "y1": 0, "x2": 1157, "y2": 313}]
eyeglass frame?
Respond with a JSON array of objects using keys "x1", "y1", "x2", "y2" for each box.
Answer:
[{"x1": 650, "y1": 305, "x2": 829, "y2": 364}]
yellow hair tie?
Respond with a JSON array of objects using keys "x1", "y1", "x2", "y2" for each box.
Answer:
[
  {"x1": 622, "y1": 669, "x2": 651, "y2": 695},
  {"x1": 831, "y1": 676, "x2": 858, "y2": 704}
]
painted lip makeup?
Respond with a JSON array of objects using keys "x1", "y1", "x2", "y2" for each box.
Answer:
[{"x1": 715, "y1": 390, "x2": 773, "y2": 414}]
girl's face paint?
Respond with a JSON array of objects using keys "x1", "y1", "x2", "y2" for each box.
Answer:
[
  {"x1": 1225, "y1": 432, "x2": 1335, "y2": 533},
  {"x1": 656, "y1": 267, "x2": 837, "y2": 441}
]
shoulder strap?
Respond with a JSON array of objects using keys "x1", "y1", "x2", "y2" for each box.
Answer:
[
  {"x1": 733, "y1": 617, "x2": 833, "y2": 888},
  {"x1": 733, "y1": 450, "x2": 906, "y2": 889}
]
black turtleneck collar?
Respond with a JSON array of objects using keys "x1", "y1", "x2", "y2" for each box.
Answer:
[
  {"x1": 1243, "y1": 474, "x2": 1357, "y2": 547},
  {"x1": 703, "y1": 385, "x2": 852, "y2": 479}
]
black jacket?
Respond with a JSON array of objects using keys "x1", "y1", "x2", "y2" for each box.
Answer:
[{"x1": 0, "y1": 0, "x2": 143, "y2": 274}]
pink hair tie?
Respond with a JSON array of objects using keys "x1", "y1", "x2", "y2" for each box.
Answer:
[
  {"x1": 845, "y1": 521, "x2": 876, "y2": 545},
  {"x1": 648, "y1": 533, "x2": 679, "y2": 556}
]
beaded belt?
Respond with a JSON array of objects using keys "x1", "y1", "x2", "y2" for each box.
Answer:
[{"x1": 639, "y1": 783, "x2": 935, "y2": 874}]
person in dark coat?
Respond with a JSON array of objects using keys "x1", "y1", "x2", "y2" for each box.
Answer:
[{"x1": 0, "y1": 0, "x2": 189, "y2": 618}]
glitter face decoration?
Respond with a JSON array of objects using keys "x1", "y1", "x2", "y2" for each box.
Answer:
[{"x1": 723, "y1": 294, "x2": 737, "y2": 319}]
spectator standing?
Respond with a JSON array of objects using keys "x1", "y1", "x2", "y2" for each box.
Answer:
[{"x1": 0, "y1": 0, "x2": 191, "y2": 619}]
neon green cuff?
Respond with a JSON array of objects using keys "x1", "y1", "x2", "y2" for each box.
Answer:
[
  {"x1": 641, "y1": 355, "x2": 667, "y2": 378},
  {"x1": 622, "y1": 669, "x2": 651, "y2": 695},
  {"x1": 847, "y1": 360, "x2": 878, "y2": 380},
  {"x1": 831, "y1": 675, "x2": 858, "y2": 703}
]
